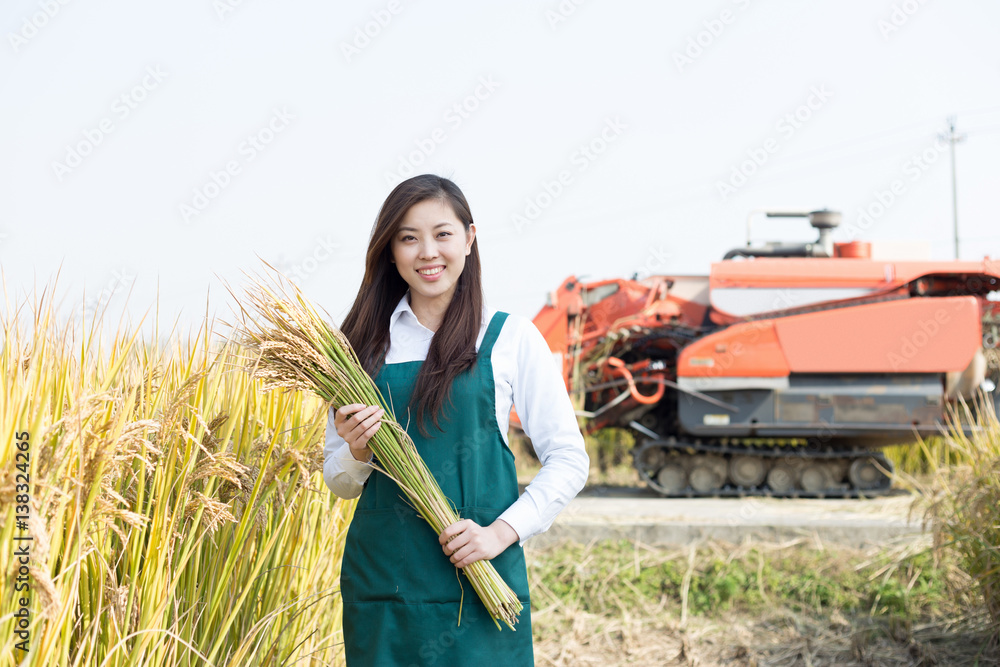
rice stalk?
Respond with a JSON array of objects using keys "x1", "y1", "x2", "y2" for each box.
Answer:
[{"x1": 0, "y1": 272, "x2": 354, "y2": 667}]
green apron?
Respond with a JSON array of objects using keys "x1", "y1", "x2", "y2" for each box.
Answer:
[{"x1": 341, "y1": 311, "x2": 534, "y2": 666}]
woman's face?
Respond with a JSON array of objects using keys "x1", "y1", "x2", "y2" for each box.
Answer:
[{"x1": 391, "y1": 198, "x2": 475, "y2": 310}]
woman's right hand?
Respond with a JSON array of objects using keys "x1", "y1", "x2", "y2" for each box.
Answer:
[{"x1": 334, "y1": 403, "x2": 385, "y2": 463}]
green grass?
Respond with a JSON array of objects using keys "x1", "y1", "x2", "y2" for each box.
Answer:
[{"x1": 528, "y1": 540, "x2": 959, "y2": 621}]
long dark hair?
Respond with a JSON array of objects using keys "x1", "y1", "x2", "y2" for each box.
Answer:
[{"x1": 340, "y1": 174, "x2": 484, "y2": 438}]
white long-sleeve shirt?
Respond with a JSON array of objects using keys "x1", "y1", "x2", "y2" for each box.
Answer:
[{"x1": 323, "y1": 291, "x2": 589, "y2": 545}]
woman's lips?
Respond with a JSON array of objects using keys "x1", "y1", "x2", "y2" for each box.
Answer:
[{"x1": 417, "y1": 265, "x2": 444, "y2": 281}]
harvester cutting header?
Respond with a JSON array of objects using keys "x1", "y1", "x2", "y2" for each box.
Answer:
[{"x1": 518, "y1": 210, "x2": 1000, "y2": 497}]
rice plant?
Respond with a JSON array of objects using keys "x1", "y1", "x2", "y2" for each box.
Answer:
[
  {"x1": 0, "y1": 281, "x2": 354, "y2": 666},
  {"x1": 923, "y1": 394, "x2": 1000, "y2": 640},
  {"x1": 885, "y1": 435, "x2": 973, "y2": 477}
]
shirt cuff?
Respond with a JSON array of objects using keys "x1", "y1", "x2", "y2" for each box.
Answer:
[
  {"x1": 497, "y1": 498, "x2": 543, "y2": 547},
  {"x1": 335, "y1": 441, "x2": 375, "y2": 486}
]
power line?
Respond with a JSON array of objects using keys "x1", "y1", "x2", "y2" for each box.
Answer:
[
  {"x1": 946, "y1": 104, "x2": 1000, "y2": 120},
  {"x1": 767, "y1": 119, "x2": 942, "y2": 168},
  {"x1": 965, "y1": 123, "x2": 1000, "y2": 137},
  {"x1": 492, "y1": 113, "x2": 1000, "y2": 237}
]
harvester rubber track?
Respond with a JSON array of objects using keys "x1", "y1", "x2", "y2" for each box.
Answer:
[{"x1": 633, "y1": 438, "x2": 895, "y2": 498}]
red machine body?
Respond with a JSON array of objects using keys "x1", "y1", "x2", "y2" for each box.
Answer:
[{"x1": 514, "y1": 210, "x2": 1000, "y2": 496}]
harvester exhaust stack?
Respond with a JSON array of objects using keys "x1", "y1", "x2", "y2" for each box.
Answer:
[{"x1": 726, "y1": 209, "x2": 842, "y2": 259}]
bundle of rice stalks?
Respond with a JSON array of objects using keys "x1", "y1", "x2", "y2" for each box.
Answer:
[{"x1": 223, "y1": 261, "x2": 522, "y2": 631}]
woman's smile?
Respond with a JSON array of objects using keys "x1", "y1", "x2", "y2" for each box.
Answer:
[{"x1": 417, "y1": 265, "x2": 445, "y2": 279}]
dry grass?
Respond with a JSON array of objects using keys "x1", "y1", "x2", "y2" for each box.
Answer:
[
  {"x1": 527, "y1": 538, "x2": 998, "y2": 666},
  {"x1": 919, "y1": 395, "x2": 1000, "y2": 639},
  {"x1": 530, "y1": 608, "x2": 998, "y2": 666}
]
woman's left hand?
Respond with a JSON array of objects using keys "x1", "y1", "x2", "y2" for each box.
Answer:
[{"x1": 439, "y1": 519, "x2": 519, "y2": 568}]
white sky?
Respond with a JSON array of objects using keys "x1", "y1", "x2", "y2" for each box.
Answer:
[{"x1": 2, "y1": 0, "x2": 999, "y2": 341}]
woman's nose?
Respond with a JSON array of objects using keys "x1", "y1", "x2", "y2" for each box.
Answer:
[{"x1": 418, "y1": 241, "x2": 438, "y2": 259}]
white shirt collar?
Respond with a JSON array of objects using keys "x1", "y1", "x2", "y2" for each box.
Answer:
[
  {"x1": 388, "y1": 289, "x2": 494, "y2": 341},
  {"x1": 389, "y1": 290, "x2": 414, "y2": 331},
  {"x1": 390, "y1": 289, "x2": 437, "y2": 333}
]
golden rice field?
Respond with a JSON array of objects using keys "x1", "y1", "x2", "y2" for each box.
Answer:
[
  {"x1": 3, "y1": 281, "x2": 998, "y2": 666},
  {"x1": 1, "y1": 289, "x2": 356, "y2": 667}
]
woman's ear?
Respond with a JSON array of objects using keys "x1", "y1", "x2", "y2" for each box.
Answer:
[{"x1": 466, "y1": 223, "x2": 476, "y2": 256}]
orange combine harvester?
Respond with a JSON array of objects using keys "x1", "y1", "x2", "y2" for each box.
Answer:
[{"x1": 515, "y1": 210, "x2": 1000, "y2": 497}]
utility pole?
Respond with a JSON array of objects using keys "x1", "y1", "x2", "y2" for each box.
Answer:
[{"x1": 939, "y1": 116, "x2": 966, "y2": 259}]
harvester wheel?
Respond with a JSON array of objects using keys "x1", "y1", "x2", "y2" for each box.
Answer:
[
  {"x1": 689, "y1": 456, "x2": 726, "y2": 493},
  {"x1": 767, "y1": 465, "x2": 797, "y2": 494},
  {"x1": 656, "y1": 465, "x2": 687, "y2": 495},
  {"x1": 729, "y1": 455, "x2": 767, "y2": 488},
  {"x1": 800, "y1": 464, "x2": 833, "y2": 493},
  {"x1": 638, "y1": 444, "x2": 669, "y2": 471},
  {"x1": 848, "y1": 457, "x2": 893, "y2": 491}
]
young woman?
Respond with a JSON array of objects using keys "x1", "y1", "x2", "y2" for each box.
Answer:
[{"x1": 323, "y1": 174, "x2": 589, "y2": 665}]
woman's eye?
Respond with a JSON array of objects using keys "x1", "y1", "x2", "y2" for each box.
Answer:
[{"x1": 398, "y1": 232, "x2": 449, "y2": 241}]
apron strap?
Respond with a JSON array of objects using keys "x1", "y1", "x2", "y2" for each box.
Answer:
[{"x1": 479, "y1": 311, "x2": 508, "y2": 358}]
